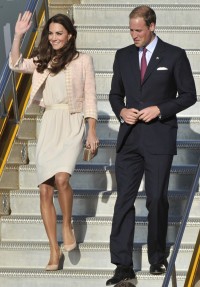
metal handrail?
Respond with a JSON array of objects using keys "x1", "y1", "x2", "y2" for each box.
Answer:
[
  {"x1": 0, "y1": 61, "x2": 12, "y2": 118},
  {"x1": 0, "y1": 0, "x2": 49, "y2": 122},
  {"x1": 0, "y1": 0, "x2": 49, "y2": 176},
  {"x1": 162, "y1": 159, "x2": 200, "y2": 287},
  {"x1": 44, "y1": 0, "x2": 49, "y2": 23},
  {"x1": 11, "y1": 72, "x2": 19, "y2": 122},
  {"x1": 0, "y1": 0, "x2": 36, "y2": 98}
]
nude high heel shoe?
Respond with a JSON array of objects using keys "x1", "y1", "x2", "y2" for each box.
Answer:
[
  {"x1": 45, "y1": 248, "x2": 65, "y2": 271},
  {"x1": 62, "y1": 229, "x2": 77, "y2": 252}
]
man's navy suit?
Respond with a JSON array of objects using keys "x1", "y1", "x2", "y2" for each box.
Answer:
[{"x1": 109, "y1": 37, "x2": 197, "y2": 267}]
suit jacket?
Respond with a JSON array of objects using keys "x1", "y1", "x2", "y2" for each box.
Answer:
[
  {"x1": 9, "y1": 52, "x2": 98, "y2": 120},
  {"x1": 109, "y1": 37, "x2": 197, "y2": 154}
]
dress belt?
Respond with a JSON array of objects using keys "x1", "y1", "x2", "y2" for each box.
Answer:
[{"x1": 45, "y1": 104, "x2": 69, "y2": 110}]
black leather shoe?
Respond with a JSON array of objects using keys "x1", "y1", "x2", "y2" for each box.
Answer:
[
  {"x1": 106, "y1": 265, "x2": 136, "y2": 286},
  {"x1": 149, "y1": 263, "x2": 167, "y2": 275}
]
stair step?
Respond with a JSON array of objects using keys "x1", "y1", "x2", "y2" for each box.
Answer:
[
  {"x1": 76, "y1": 26, "x2": 200, "y2": 50},
  {"x1": 94, "y1": 116, "x2": 200, "y2": 140},
  {"x1": 96, "y1": 94, "x2": 200, "y2": 117},
  {"x1": 16, "y1": 115, "x2": 37, "y2": 140},
  {"x1": 7, "y1": 140, "x2": 28, "y2": 165},
  {"x1": 26, "y1": 138, "x2": 200, "y2": 165},
  {"x1": 79, "y1": 48, "x2": 200, "y2": 72},
  {"x1": 1, "y1": 215, "x2": 199, "y2": 244},
  {"x1": 0, "y1": 165, "x2": 19, "y2": 190},
  {"x1": 0, "y1": 241, "x2": 194, "y2": 272},
  {"x1": 9, "y1": 189, "x2": 200, "y2": 217},
  {"x1": 16, "y1": 163, "x2": 198, "y2": 191},
  {"x1": 22, "y1": 70, "x2": 197, "y2": 103},
  {"x1": 73, "y1": 4, "x2": 200, "y2": 26},
  {"x1": 22, "y1": 97, "x2": 200, "y2": 126},
  {"x1": 0, "y1": 268, "x2": 187, "y2": 287},
  {"x1": 14, "y1": 115, "x2": 200, "y2": 143},
  {"x1": 48, "y1": 4, "x2": 73, "y2": 18},
  {"x1": 82, "y1": 0, "x2": 200, "y2": 3},
  {"x1": 15, "y1": 115, "x2": 200, "y2": 142},
  {"x1": 94, "y1": 71, "x2": 200, "y2": 98},
  {"x1": 25, "y1": 105, "x2": 44, "y2": 116}
]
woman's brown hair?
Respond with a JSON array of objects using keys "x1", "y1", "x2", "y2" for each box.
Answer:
[{"x1": 32, "y1": 14, "x2": 79, "y2": 74}]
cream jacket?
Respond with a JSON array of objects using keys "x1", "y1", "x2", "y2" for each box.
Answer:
[{"x1": 9, "y1": 52, "x2": 98, "y2": 120}]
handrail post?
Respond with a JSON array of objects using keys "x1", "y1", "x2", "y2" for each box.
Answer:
[
  {"x1": 32, "y1": 11, "x2": 38, "y2": 31},
  {"x1": 11, "y1": 71, "x2": 20, "y2": 123},
  {"x1": 172, "y1": 264, "x2": 177, "y2": 287},
  {"x1": 0, "y1": 94, "x2": 7, "y2": 118},
  {"x1": 44, "y1": 0, "x2": 49, "y2": 21}
]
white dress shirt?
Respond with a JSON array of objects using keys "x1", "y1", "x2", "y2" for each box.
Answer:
[{"x1": 139, "y1": 36, "x2": 158, "y2": 67}]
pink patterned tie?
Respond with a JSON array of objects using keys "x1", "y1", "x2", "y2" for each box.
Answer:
[{"x1": 141, "y1": 47, "x2": 147, "y2": 82}]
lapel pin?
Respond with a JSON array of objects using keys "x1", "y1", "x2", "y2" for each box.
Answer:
[{"x1": 156, "y1": 57, "x2": 159, "y2": 60}]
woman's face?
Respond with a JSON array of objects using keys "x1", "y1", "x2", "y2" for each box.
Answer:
[{"x1": 48, "y1": 22, "x2": 71, "y2": 50}]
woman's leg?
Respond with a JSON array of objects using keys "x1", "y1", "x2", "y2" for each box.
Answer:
[
  {"x1": 39, "y1": 179, "x2": 60, "y2": 265},
  {"x1": 55, "y1": 172, "x2": 75, "y2": 245}
]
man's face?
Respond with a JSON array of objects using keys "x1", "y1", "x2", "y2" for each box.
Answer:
[{"x1": 129, "y1": 17, "x2": 155, "y2": 48}]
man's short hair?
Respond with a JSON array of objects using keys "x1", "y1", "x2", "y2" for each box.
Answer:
[{"x1": 129, "y1": 5, "x2": 156, "y2": 27}]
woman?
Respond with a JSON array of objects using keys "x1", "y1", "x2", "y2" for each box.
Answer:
[{"x1": 9, "y1": 11, "x2": 99, "y2": 271}]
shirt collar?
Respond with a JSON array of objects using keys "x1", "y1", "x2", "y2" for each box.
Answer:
[{"x1": 139, "y1": 36, "x2": 158, "y2": 53}]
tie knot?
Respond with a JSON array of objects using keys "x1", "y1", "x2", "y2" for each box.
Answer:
[{"x1": 142, "y1": 47, "x2": 147, "y2": 54}]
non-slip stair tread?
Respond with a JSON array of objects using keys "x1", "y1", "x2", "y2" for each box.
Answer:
[
  {"x1": 0, "y1": 242, "x2": 49, "y2": 250},
  {"x1": 81, "y1": 0, "x2": 200, "y2": 2},
  {"x1": 77, "y1": 25, "x2": 200, "y2": 30},
  {"x1": 9, "y1": 188, "x2": 200, "y2": 199},
  {"x1": 2, "y1": 214, "x2": 199, "y2": 225},
  {"x1": 17, "y1": 163, "x2": 198, "y2": 173},
  {"x1": 34, "y1": 114, "x2": 200, "y2": 122},
  {"x1": 27, "y1": 138, "x2": 200, "y2": 148},
  {"x1": 97, "y1": 139, "x2": 200, "y2": 149},
  {"x1": 74, "y1": 3, "x2": 200, "y2": 8},
  {"x1": 0, "y1": 241, "x2": 195, "y2": 251},
  {"x1": 0, "y1": 267, "x2": 187, "y2": 279},
  {"x1": 0, "y1": 268, "x2": 112, "y2": 277},
  {"x1": 96, "y1": 93, "x2": 200, "y2": 100},
  {"x1": 79, "y1": 48, "x2": 200, "y2": 58},
  {"x1": 0, "y1": 241, "x2": 129, "y2": 251},
  {"x1": 95, "y1": 71, "x2": 200, "y2": 75}
]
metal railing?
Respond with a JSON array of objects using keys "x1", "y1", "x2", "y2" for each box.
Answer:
[
  {"x1": 162, "y1": 159, "x2": 200, "y2": 287},
  {"x1": 0, "y1": 0, "x2": 49, "y2": 123},
  {"x1": 0, "y1": 0, "x2": 49, "y2": 176}
]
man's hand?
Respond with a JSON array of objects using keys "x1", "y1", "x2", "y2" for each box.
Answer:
[
  {"x1": 120, "y1": 108, "x2": 139, "y2": 125},
  {"x1": 138, "y1": 106, "x2": 160, "y2": 122}
]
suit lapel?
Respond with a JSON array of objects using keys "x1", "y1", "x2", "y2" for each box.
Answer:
[
  {"x1": 127, "y1": 45, "x2": 141, "y2": 86},
  {"x1": 142, "y1": 38, "x2": 166, "y2": 84}
]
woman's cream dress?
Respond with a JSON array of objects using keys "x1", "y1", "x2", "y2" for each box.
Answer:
[{"x1": 36, "y1": 70, "x2": 85, "y2": 185}]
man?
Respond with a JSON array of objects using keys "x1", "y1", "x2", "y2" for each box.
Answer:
[{"x1": 106, "y1": 5, "x2": 196, "y2": 286}]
